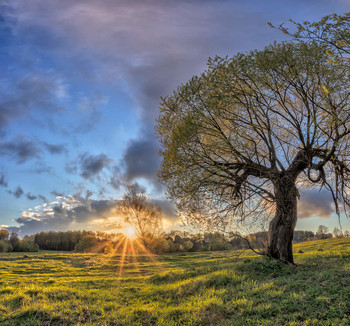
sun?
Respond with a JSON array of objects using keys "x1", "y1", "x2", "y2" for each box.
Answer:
[{"x1": 123, "y1": 226, "x2": 136, "y2": 239}]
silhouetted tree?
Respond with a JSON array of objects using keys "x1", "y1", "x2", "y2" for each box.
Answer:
[{"x1": 118, "y1": 183, "x2": 162, "y2": 242}]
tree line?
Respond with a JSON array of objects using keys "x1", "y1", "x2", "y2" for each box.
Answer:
[
  {"x1": 0, "y1": 229, "x2": 39, "y2": 252},
  {"x1": 1, "y1": 226, "x2": 347, "y2": 254}
]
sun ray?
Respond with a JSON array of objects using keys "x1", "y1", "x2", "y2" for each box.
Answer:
[
  {"x1": 113, "y1": 235, "x2": 127, "y2": 254},
  {"x1": 134, "y1": 238, "x2": 157, "y2": 262},
  {"x1": 118, "y1": 237, "x2": 129, "y2": 278},
  {"x1": 128, "y1": 240, "x2": 139, "y2": 272}
]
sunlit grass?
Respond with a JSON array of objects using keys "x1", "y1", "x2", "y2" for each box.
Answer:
[{"x1": 0, "y1": 238, "x2": 349, "y2": 325}]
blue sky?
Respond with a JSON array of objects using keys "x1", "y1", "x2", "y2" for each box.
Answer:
[{"x1": 0, "y1": 0, "x2": 349, "y2": 235}]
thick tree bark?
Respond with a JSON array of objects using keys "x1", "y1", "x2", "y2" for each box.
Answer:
[{"x1": 267, "y1": 176, "x2": 298, "y2": 264}]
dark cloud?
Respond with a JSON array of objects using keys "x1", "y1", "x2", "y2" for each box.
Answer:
[
  {"x1": 0, "y1": 137, "x2": 41, "y2": 164},
  {"x1": 122, "y1": 138, "x2": 161, "y2": 183},
  {"x1": 9, "y1": 186, "x2": 24, "y2": 198},
  {"x1": 31, "y1": 164, "x2": 54, "y2": 175},
  {"x1": 51, "y1": 190, "x2": 64, "y2": 197},
  {"x1": 79, "y1": 153, "x2": 113, "y2": 179},
  {"x1": 42, "y1": 142, "x2": 66, "y2": 155},
  {"x1": 53, "y1": 205, "x2": 64, "y2": 214},
  {"x1": 85, "y1": 190, "x2": 94, "y2": 199},
  {"x1": 38, "y1": 194, "x2": 48, "y2": 202},
  {"x1": 0, "y1": 173, "x2": 8, "y2": 187},
  {"x1": 298, "y1": 189, "x2": 334, "y2": 219},
  {"x1": 152, "y1": 199, "x2": 178, "y2": 221},
  {"x1": 0, "y1": 137, "x2": 65, "y2": 165},
  {"x1": 26, "y1": 193, "x2": 37, "y2": 200},
  {"x1": 0, "y1": 74, "x2": 64, "y2": 130}
]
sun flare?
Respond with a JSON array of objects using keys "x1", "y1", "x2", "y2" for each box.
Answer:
[{"x1": 123, "y1": 226, "x2": 136, "y2": 239}]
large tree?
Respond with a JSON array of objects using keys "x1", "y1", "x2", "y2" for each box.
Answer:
[{"x1": 156, "y1": 33, "x2": 350, "y2": 264}]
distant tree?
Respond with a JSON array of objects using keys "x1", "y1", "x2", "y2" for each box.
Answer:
[
  {"x1": 293, "y1": 230, "x2": 315, "y2": 243},
  {"x1": 344, "y1": 230, "x2": 350, "y2": 237},
  {"x1": 316, "y1": 225, "x2": 331, "y2": 239},
  {"x1": 333, "y1": 227, "x2": 343, "y2": 238},
  {"x1": 0, "y1": 229, "x2": 9, "y2": 241},
  {"x1": 9, "y1": 231, "x2": 20, "y2": 250},
  {"x1": 317, "y1": 225, "x2": 329, "y2": 235},
  {"x1": 118, "y1": 183, "x2": 162, "y2": 242}
]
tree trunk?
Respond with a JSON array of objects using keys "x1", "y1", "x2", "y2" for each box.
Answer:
[{"x1": 267, "y1": 177, "x2": 298, "y2": 264}]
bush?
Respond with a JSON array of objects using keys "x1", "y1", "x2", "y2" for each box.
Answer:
[
  {"x1": 147, "y1": 237, "x2": 169, "y2": 254},
  {"x1": 183, "y1": 240, "x2": 193, "y2": 251},
  {"x1": 209, "y1": 235, "x2": 232, "y2": 251},
  {"x1": 103, "y1": 243, "x2": 114, "y2": 254},
  {"x1": 75, "y1": 235, "x2": 100, "y2": 252}
]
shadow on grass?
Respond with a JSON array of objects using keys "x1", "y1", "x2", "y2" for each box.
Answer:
[{"x1": 1, "y1": 309, "x2": 71, "y2": 326}]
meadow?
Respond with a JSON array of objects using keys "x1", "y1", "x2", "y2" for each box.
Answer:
[{"x1": 0, "y1": 237, "x2": 349, "y2": 325}]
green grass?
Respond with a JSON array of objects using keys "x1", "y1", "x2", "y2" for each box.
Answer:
[{"x1": 0, "y1": 238, "x2": 349, "y2": 325}]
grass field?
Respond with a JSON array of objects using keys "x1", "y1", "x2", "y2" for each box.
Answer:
[{"x1": 0, "y1": 237, "x2": 349, "y2": 325}]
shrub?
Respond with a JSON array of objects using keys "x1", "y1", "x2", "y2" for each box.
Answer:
[
  {"x1": 103, "y1": 243, "x2": 114, "y2": 254},
  {"x1": 147, "y1": 237, "x2": 170, "y2": 254},
  {"x1": 183, "y1": 240, "x2": 193, "y2": 251},
  {"x1": 74, "y1": 235, "x2": 100, "y2": 252}
]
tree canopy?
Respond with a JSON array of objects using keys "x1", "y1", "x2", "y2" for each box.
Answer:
[
  {"x1": 156, "y1": 14, "x2": 350, "y2": 263},
  {"x1": 270, "y1": 13, "x2": 350, "y2": 57}
]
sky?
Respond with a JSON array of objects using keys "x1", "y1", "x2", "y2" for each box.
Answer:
[{"x1": 0, "y1": 0, "x2": 349, "y2": 236}]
